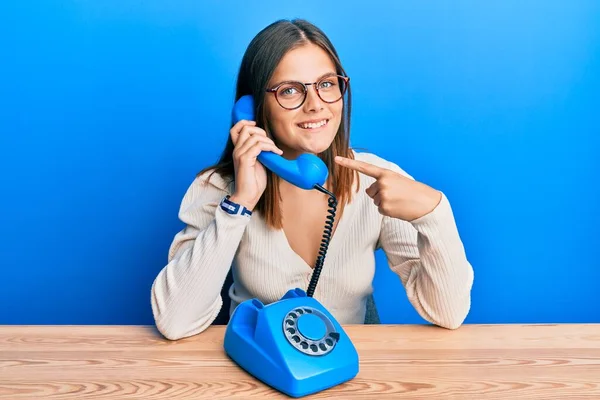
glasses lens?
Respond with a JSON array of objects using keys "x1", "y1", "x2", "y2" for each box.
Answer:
[
  {"x1": 317, "y1": 75, "x2": 347, "y2": 103},
  {"x1": 276, "y1": 82, "x2": 306, "y2": 109}
]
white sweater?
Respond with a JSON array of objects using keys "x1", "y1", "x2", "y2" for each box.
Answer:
[{"x1": 151, "y1": 151, "x2": 474, "y2": 340}]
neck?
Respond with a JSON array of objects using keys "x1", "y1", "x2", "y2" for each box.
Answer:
[
  {"x1": 278, "y1": 176, "x2": 332, "y2": 198},
  {"x1": 279, "y1": 178, "x2": 312, "y2": 196}
]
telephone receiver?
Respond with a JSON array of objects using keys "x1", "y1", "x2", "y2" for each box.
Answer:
[
  {"x1": 232, "y1": 95, "x2": 328, "y2": 190},
  {"x1": 223, "y1": 94, "x2": 359, "y2": 398}
]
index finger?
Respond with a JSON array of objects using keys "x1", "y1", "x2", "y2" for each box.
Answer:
[{"x1": 334, "y1": 156, "x2": 385, "y2": 178}]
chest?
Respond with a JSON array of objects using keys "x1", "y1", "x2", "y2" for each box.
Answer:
[
  {"x1": 280, "y1": 194, "x2": 340, "y2": 269},
  {"x1": 233, "y1": 186, "x2": 384, "y2": 303}
]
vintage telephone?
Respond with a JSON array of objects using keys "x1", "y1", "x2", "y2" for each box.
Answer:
[{"x1": 223, "y1": 95, "x2": 359, "y2": 397}]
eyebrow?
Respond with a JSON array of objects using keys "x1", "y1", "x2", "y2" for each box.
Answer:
[{"x1": 269, "y1": 71, "x2": 337, "y2": 88}]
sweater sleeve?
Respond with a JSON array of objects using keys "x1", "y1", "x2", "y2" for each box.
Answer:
[
  {"x1": 377, "y1": 165, "x2": 474, "y2": 329},
  {"x1": 150, "y1": 172, "x2": 251, "y2": 340}
]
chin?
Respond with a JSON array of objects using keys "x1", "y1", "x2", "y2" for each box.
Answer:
[
  {"x1": 296, "y1": 136, "x2": 334, "y2": 155},
  {"x1": 294, "y1": 132, "x2": 337, "y2": 154}
]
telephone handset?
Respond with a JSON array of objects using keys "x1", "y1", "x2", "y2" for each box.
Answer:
[
  {"x1": 231, "y1": 94, "x2": 329, "y2": 190},
  {"x1": 223, "y1": 95, "x2": 359, "y2": 398}
]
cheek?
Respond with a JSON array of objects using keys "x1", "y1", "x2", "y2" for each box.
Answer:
[
  {"x1": 329, "y1": 104, "x2": 344, "y2": 129},
  {"x1": 265, "y1": 101, "x2": 293, "y2": 135},
  {"x1": 279, "y1": 115, "x2": 298, "y2": 135},
  {"x1": 334, "y1": 102, "x2": 344, "y2": 118},
  {"x1": 268, "y1": 113, "x2": 299, "y2": 144}
]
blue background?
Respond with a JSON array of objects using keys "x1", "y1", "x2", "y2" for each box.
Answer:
[{"x1": 1, "y1": 1, "x2": 598, "y2": 325}]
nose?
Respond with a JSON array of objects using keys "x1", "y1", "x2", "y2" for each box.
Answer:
[{"x1": 302, "y1": 84, "x2": 324, "y2": 113}]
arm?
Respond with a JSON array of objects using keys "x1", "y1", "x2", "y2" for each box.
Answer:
[
  {"x1": 335, "y1": 153, "x2": 474, "y2": 329},
  {"x1": 378, "y1": 192, "x2": 474, "y2": 329},
  {"x1": 151, "y1": 172, "x2": 251, "y2": 340}
]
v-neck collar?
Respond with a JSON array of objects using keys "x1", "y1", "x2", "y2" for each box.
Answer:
[{"x1": 276, "y1": 190, "x2": 358, "y2": 273}]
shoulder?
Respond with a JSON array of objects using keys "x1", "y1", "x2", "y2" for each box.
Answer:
[
  {"x1": 178, "y1": 168, "x2": 233, "y2": 213},
  {"x1": 192, "y1": 168, "x2": 233, "y2": 193},
  {"x1": 351, "y1": 150, "x2": 414, "y2": 180}
]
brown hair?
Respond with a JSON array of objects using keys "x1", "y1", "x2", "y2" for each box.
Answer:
[{"x1": 199, "y1": 19, "x2": 358, "y2": 229}]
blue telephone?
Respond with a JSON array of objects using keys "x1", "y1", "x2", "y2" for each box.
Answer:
[
  {"x1": 223, "y1": 95, "x2": 359, "y2": 398},
  {"x1": 231, "y1": 94, "x2": 329, "y2": 190}
]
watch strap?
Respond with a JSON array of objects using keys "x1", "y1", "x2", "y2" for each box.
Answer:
[{"x1": 220, "y1": 195, "x2": 252, "y2": 217}]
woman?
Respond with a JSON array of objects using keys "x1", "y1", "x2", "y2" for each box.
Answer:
[{"x1": 151, "y1": 19, "x2": 474, "y2": 340}]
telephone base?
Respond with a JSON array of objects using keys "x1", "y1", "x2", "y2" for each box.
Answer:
[{"x1": 223, "y1": 288, "x2": 359, "y2": 398}]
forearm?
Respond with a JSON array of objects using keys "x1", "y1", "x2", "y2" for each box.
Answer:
[
  {"x1": 395, "y1": 243, "x2": 473, "y2": 329},
  {"x1": 151, "y1": 208, "x2": 249, "y2": 340},
  {"x1": 387, "y1": 194, "x2": 474, "y2": 329}
]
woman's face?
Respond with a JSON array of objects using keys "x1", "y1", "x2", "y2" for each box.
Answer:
[{"x1": 264, "y1": 43, "x2": 344, "y2": 159}]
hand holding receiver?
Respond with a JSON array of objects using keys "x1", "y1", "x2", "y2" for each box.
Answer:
[
  {"x1": 229, "y1": 119, "x2": 283, "y2": 210},
  {"x1": 232, "y1": 95, "x2": 329, "y2": 190}
]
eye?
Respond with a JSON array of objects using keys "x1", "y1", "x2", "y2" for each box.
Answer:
[
  {"x1": 278, "y1": 82, "x2": 304, "y2": 97},
  {"x1": 281, "y1": 87, "x2": 298, "y2": 96},
  {"x1": 318, "y1": 79, "x2": 336, "y2": 90}
]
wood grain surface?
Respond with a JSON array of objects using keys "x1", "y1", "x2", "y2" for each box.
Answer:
[{"x1": 1, "y1": 324, "x2": 599, "y2": 399}]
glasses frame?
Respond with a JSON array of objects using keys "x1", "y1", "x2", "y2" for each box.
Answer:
[{"x1": 265, "y1": 74, "x2": 350, "y2": 110}]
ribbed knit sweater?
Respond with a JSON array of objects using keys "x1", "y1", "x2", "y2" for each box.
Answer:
[{"x1": 151, "y1": 151, "x2": 474, "y2": 340}]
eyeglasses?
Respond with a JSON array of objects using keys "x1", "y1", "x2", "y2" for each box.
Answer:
[{"x1": 266, "y1": 74, "x2": 350, "y2": 110}]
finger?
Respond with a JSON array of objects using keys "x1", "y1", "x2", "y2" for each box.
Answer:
[
  {"x1": 234, "y1": 134, "x2": 259, "y2": 158},
  {"x1": 237, "y1": 136, "x2": 283, "y2": 160},
  {"x1": 240, "y1": 125, "x2": 267, "y2": 138},
  {"x1": 235, "y1": 125, "x2": 268, "y2": 147},
  {"x1": 230, "y1": 120, "x2": 257, "y2": 144},
  {"x1": 365, "y1": 181, "x2": 379, "y2": 198},
  {"x1": 241, "y1": 140, "x2": 283, "y2": 158},
  {"x1": 238, "y1": 141, "x2": 283, "y2": 165},
  {"x1": 373, "y1": 192, "x2": 382, "y2": 207},
  {"x1": 233, "y1": 128, "x2": 251, "y2": 149},
  {"x1": 234, "y1": 126, "x2": 268, "y2": 149},
  {"x1": 334, "y1": 156, "x2": 386, "y2": 179},
  {"x1": 237, "y1": 135, "x2": 279, "y2": 154}
]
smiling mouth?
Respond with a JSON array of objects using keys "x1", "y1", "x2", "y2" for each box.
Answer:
[{"x1": 297, "y1": 119, "x2": 329, "y2": 130}]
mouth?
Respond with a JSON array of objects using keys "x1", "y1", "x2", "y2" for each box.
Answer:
[{"x1": 297, "y1": 118, "x2": 329, "y2": 130}]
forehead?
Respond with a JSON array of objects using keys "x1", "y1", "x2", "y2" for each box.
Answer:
[{"x1": 270, "y1": 43, "x2": 337, "y2": 83}]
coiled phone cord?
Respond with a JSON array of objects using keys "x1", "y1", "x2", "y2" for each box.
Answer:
[{"x1": 306, "y1": 184, "x2": 338, "y2": 298}]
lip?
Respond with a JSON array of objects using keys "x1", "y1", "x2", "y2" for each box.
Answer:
[
  {"x1": 297, "y1": 117, "x2": 330, "y2": 125},
  {"x1": 296, "y1": 118, "x2": 331, "y2": 132}
]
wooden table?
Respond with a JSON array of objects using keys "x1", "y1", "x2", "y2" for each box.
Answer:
[{"x1": 1, "y1": 324, "x2": 599, "y2": 399}]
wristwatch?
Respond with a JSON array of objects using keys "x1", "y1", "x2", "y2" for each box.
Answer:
[{"x1": 220, "y1": 195, "x2": 253, "y2": 217}]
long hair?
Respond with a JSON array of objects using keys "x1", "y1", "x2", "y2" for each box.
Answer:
[{"x1": 200, "y1": 19, "x2": 357, "y2": 229}]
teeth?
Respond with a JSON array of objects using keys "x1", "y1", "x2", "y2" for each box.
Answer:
[{"x1": 299, "y1": 120, "x2": 327, "y2": 129}]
